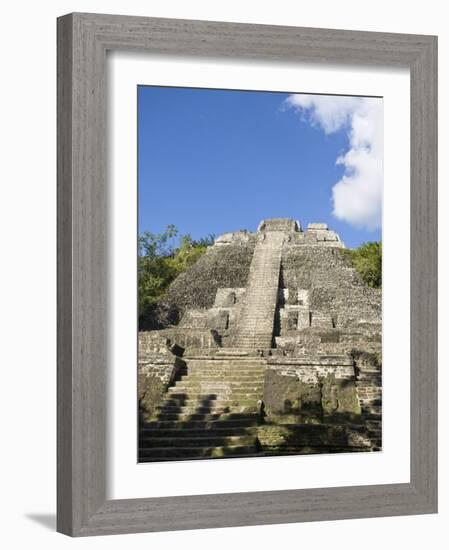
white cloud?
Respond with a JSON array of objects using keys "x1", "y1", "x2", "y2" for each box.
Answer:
[{"x1": 285, "y1": 94, "x2": 383, "y2": 230}]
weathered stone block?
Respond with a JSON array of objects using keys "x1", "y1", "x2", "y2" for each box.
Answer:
[
  {"x1": 258, "y1": 218, "x2": 300, "y2": 232},
  {"x1": 138, "y1": 373, "x2": 166, "y2": 423},
  {"x1": 311, "y1": 311, "x2": 334, "y2": 329},
  {"x1": 214, "y1": 231, "x2": 250, "y2": 245},
  {"x1": 138, "y1": 352, "x2": 186, "y2": 422},
  {"x1": 208, "y1": 309, "x2": 229, "y2": 331},
  {"x1": 321, "y1": 373, "x2": 361, "y2": 415},
  {"x1": 297, "y1": 310, "x2": 311, "y2": 330},
  {"x1": 304, "y1": 231, "x2": 317, "y2": 243},
  {"x1": 179, "y1": 309, "x2": 210, "y2": 328},
  {"x1": 263, "y1": 368, "x2": 322, "y2": 417},
  {"x1": 297, "y1": 289, "x2": 309, "y2": 306},
  {"x1": 213, "y1": 287, "x2": 246, "y2": 307},
  {"x1": 308, "y1": 223, "x2": 328, "y2": 230}
]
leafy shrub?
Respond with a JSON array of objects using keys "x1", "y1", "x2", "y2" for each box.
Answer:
[{"x1": 342, "y1": 241, "x2": 382, "y2": 288}]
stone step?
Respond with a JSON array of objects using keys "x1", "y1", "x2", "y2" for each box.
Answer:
[
  {"x1": 183, "y1": 360, "x2": 265, "y2": 365},
  {"x1": 153, "y1": 412, "x2": 261, "y2": 422},
  {"x1": 140, "y1": 426, "x2": 258, "y2": 438},
  {"x1": 167, "y1": 380, "x2": 263, "y2": 396},
  {"x1": 233, "y1": 334, "x2": 274, "y2": 340},
  {"x1": 158, "y1": 405, "x2": 260, "y2": 414},
  {"x1": 366, "y1": 421, "x2": 382, "y2": 430},
  {"x1": 364, "y1": 413, "x2": 382, "y2": 420},
  {"x1": 170, "y1": 383, "x2": 264, "y2": 391},
  {"x1": 160, "y1": 395, "x2": 258, "y2": 405},
  {"x1": 358, "y1": 370, "x2": 381, "y2": 375},
  {"x1": 159, "y1": 397, "x2": 259, "y2": 407},
  {"x1": 182, "y1": 374, "x2": 266, "y2": 380},
  {"x1": 172, "y1": 375, "x2": 265, "y2": 381},
  {"x1": 175, "y1": 386, "x2": 264, "y2": 393},
  {"x1": 176, "y1": 377, "x2": 265, "y2": 384},
  {"x1": 261, "y1": 446, "x2": 358, "y2": 456},
  {"x1": 170, "y1": 375, "x2": 264, "y2": 388},
  {"x1": 187, "y1": 360, "x2": 267, "y2": 365},
  {"x1": 236, "y1": 338, "x2": 273, "y2": 343},
  {"x1": 181, "y1": 367, "x2": 266, "y2": 373},
  {"x1": 206, "y1": 359, "x2": 263, "y2": 365},
  {"x1": 186, "y1": 362, "x2": 266, "y2": 367},
  {"x1": 140, "y1": 435, "x2": 257, "y2": 448},
  {"x1": 139, "y1": 445, "x2": 260, "y2": 460},
  {"x1": 233, "y1": 341, "x2": 273, "y2": 347},
  {"x1": 154, "y1": 405, "x2": 259, "y2": 415},
  {"x1": 158, "y1": 404, "x2": 259, "y2": 412},
  {"x1": 160, "y1": 394, "x2": 258, "y2": 403},
  {"x1": 141, "y1": 418, "x2": 260, "y2": 430},
  {"x1": 233, "y1": 232, "x2": 283, "y2": 349},
  {"x1": 187, "y1": 358, "x2": 266, "y2": 362},
  {"x1": 173, "y1": 376, "x2": 265, "y2": 381},
  {"x1": 162, "y1": 388, "x2": 262, "y2": 405},
  {"x1": 183, "y1": 375, "x2": 266, "y2": 380},
  {"x1": 359, "y1": 398, "x2": 382, "y2": 404},
  {"x1": 213, "y1": 350, "x2": 256, "y2": 357},
  {"x1": 165, "y1": 394, "x2": 263, "y2": 403},
  {"x1": 178, "y1": 379, "x2": 265, "y2": 385}
]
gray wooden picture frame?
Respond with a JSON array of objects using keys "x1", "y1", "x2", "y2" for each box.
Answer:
[{"x1": 57, "y1": 12, "x2": 438, "y2": 537}]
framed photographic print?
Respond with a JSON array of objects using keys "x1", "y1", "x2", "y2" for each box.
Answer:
[{"x1": 57, "y1": 13, "x2": 437, "y2": 536}]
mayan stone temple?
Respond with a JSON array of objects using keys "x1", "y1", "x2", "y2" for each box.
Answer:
[{"x1": 138, "y1": 218, "x2": 382, "y2": 461}]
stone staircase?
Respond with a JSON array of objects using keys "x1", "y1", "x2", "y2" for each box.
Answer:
[
  {"x1": 355, "y1": 365, "x2": 382, "y2": 450},
  {"x1": 233, "y1": 232, "x2": 284, "y2": 349},
  {"x1": 139, "y1": 356, "x2": 267, "y2": 461}
]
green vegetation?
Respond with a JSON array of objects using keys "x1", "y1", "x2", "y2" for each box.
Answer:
[
  {"x1": 342, "y1": 241, "x2": 382, "y2": 288},
  {"x1": 138, "y1": 225, "x2": 214, "y2": 318}
]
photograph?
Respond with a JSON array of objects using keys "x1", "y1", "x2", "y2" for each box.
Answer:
[
  {"x1": 137, "y1": 86, "x2": 383, "y2": 462},
  {"x1": 1, "y1": 1, "x2": 440, "y2": 542}
]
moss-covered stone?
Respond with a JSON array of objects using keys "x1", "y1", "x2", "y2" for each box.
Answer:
[
  {"x1": 350, "y1": 349, "x2": 381, "y2": 369},
  {"x1": 263, "y1": 369, "x2": 361, "y2": 423},
  {"x1": 138, "y1": 374, "x2": 166, "y2": 423},
  {"x1": 257, "y1": 423, "x2": 369, "y2": 454},
  {"x1": 321, "y1": 373, "x2": 361, "y2": 416},
  {"x1": 263, "y1": 369, "x2": 322, "y2": 418}
]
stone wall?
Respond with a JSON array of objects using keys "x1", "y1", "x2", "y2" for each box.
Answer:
[
  {"x1": 160, "y1": 327, "x2": 220, "y2": 350},
  {"x1": 138, "y1": 332, "x2": 186, "y2": 422},
  {"x1": 146, "y1": 235, "x2": 256, "y2": 328},
  {"x1": 281, "y1": 245, "x2": 381, "y2": 329},
  {"x1": 262, "y1": 355, "x2": 361, "y2": 422}
]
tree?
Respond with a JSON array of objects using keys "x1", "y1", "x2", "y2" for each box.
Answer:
[
  {"x1": 343, "y1": 241, "x2": 382, "y2": 288},
  {"x1": 138, "y1": 224, "x2": 178, "y2": 258},
  {"x1": 138, "y1": 226, "x2": 214, "y2": 320}
]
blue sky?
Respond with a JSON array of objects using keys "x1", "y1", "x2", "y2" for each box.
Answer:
[{"x1": 138, "y1": 86, "x2": 382, "y2": 248}]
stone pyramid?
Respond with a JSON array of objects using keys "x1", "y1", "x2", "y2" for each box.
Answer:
[{"x1": 139, "y1": 219, "x2": 382, "y2": 461}]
